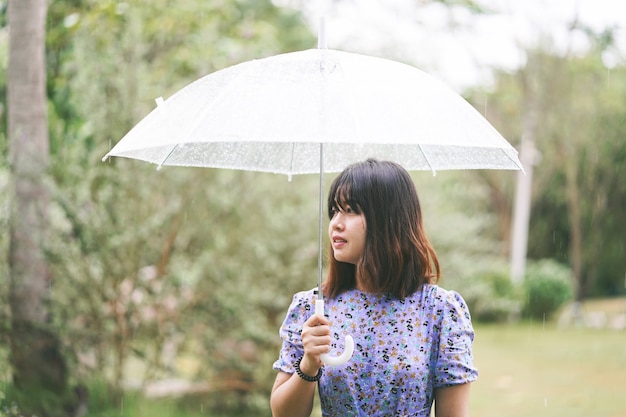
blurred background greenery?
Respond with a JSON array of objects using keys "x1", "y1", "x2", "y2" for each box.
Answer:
[{"x1": 1, "y1": 0, "x2": 625, "y2": 416}]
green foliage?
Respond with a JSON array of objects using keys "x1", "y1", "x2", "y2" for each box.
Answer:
[
  {"x1": 0, "y1": 390, "x2": 25, "y2": 417},
  {"x1": 522, "y1": 259, "x2": 574, "y2": 320},
  {"x1": 1, "y1": 376, "x2": 86, "y2": 417},
  {"x1": 0, "y1": 401, "x2": 29, "y2": 417},
  {"x1": 24, "y1": 0, "x2": 316, "y2": 414},
  {"x1": 535, "y1": 53, "x2": 626, "y2": 299},
  {"x1": 45, "y1": 136, "x2": 323, "y2": 409},
  {"x1": 54, "y1": 0, "x2": 315, "y2": 151},
  {"x1": 470, "y1": 47, "x2": 626, "y2": 299},
  {"x1": 404, "y1": 171, "x2": 521, "y2": 323},
  {"x1": 458, "y1": 264, "x2": 523, "y2": 323},
  {"x1": 0, "y1": 169, "x2": 8, "y2": 362},
  {"x1": 584, "y1": 101, "x2": 626, "y2": 297}
]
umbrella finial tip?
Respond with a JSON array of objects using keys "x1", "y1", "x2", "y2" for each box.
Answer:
[{"x1": 317, "y1": 17, "x2": 327, "y2": 49}]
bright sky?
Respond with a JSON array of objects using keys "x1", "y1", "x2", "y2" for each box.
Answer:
[{"x1": 282, "y1": 0, "x2": 626, "y2": 91}]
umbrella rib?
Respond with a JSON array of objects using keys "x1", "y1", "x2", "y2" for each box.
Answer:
[
  {"x1": 156, "y1": 144, "x2": 180, "y2": 170},
  {"x1": 417, "y1": 144, "x2": 437, "y2": 176},
  {"x1": 505, "y1": 148, "x2": 526, "y2": 174}
]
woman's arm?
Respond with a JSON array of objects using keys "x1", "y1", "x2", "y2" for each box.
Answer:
[
  {"x1": 434, "y1": 383, "x2": 472, "y2": 417},
  {"x1": 270, "y1": 370, "x2": 316, "y2": 417},
  {"x1": 270, "y1": 313, "x2": 331, "y2": 417}
]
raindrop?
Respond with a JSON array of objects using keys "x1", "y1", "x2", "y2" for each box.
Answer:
[
  {"x1": 287, "y1": 174, "x2": 293, "y2": 182},
  {"x1": 544, "y1": 397, "x2": 548, "y2": 407},
  {"x1": 483, "y1": 94, "x2": 488, "y2": 119}
]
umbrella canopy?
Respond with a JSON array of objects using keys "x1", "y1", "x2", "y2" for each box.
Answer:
[
  {"x1": 103, "y1": 46, "x2": 524, "y2": 366},
  {"x1": 103, "y1": 48, "x2": 523, "y2": 175}
]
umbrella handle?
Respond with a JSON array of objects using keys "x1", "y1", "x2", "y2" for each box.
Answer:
[{"x1": 315, "y1": 299, "x2": 355, "y2": 366}]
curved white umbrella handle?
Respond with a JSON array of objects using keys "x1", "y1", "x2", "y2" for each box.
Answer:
[{"x1": 315, "y1": 299, "x2": 355, "y2": 366}]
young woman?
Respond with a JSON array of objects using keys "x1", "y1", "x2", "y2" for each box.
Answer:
[{"x1": 270, "y1": 159, "x2": 478, "y2": 417}]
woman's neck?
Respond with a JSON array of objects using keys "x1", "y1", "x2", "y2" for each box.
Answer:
[{"x1": 355, "y1": 267, "x2": 376, "y2": 292}]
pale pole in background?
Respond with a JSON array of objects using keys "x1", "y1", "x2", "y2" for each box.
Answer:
[
  {"x1": 511, "y1": 77, "x2": 539, "y2": 283},
  {"x1": 510, "y1": 137, "x2": 535, "y2": 282}
]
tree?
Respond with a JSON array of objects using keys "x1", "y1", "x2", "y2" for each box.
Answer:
[
  {"x1": 468, "y1": 46, "x2": 626, "y2": 300},
  {"x1": 39, "y1": 0, "x2": 316, "y2": 412},
  {"x1": 526, "y1": 47, "x2": 626, "y2": 300},
  {"x1": 7, "y1": 0, "x2": 80, "y2": 415}
]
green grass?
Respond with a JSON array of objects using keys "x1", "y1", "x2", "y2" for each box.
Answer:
[
  {"x1": 471, "y1": 322, "x2": 626, "y2": 417},
  {"x1": 82, "y1": 382, "x2": 243, "y2": 417}
]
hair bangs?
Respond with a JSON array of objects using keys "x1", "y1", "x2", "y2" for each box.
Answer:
[{"x1": 327, "y1": 172, "x2": 363, "y2": 217}]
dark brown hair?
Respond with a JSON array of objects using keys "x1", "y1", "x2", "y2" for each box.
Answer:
[{"x1": 324, "y1": 159, "x2": 440, "y2": 299}]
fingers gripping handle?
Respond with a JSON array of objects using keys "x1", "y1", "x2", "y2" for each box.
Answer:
[{"x1": 315, "y1": 299, "x2": 355, "y2": 366}]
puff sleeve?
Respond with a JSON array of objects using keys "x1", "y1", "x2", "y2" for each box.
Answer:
[
  {"x1": 272, "y1": 289, "x2": 316, "y2": 374},
  {"x1": 433, "y1": 289, "x2": 479, "y2": 388}
]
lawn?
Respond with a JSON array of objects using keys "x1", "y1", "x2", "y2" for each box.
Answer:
[{"x1": 471, "y1": 322, "x2": 626, "y2": 417}]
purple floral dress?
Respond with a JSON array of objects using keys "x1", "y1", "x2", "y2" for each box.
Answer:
[{"x1": 273, "y1": 284, "x2": 478, "y2": 417}]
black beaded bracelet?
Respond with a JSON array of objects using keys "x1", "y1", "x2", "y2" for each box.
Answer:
[{"x1": 294, "y1": 357, "x2": 323, "y2": 382}]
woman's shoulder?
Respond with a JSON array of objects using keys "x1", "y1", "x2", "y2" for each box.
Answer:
[
  {"x1": 416, "y1": 283, "x2": 449, "y2": 301},
  {"x1": 416, "y1": 284, "x2": 471, "y2": 312},
  {"x1": 284, "y1": 288, "x2": 319, "y2": 315},
  {"x1": 290, "y1": 287, "x2": 318, "y2": 304}
]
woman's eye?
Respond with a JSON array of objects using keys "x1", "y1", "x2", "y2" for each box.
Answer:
[{"x1": 331, "y1": 204, "x2": 356, "y2": 215}]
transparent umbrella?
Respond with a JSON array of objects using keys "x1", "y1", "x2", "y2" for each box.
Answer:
[
  {"x1": 103, "y1": 36, "x2": 523, "y2": 365},
  {"x1": 103, "y1": 48, "x2": 522, "y2": 175}
]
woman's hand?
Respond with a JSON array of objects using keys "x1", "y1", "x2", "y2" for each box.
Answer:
[
  {"x1": 270, "y1": 312, "x2": 331, "y2": 417},
  {"x1": 299, "y1": 313, "x2": 331, "y2": 376}
]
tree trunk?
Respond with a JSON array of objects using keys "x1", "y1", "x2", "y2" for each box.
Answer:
[
  {"x1": 564, "y1": 161, "x2": 584, "y2": 301},
  {"x1": 8, "y1": 0, "x2": 77, "y2": 415}
]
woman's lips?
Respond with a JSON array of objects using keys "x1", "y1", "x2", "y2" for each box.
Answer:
[{"x1": 332, "y1": 235, "x2": 347, "y2": 248}]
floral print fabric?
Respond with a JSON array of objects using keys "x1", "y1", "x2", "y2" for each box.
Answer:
[{"x1": 273, "y1": 284, "x2": 478, "y2": 417}]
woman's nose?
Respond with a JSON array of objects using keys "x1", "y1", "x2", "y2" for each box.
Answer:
[{"x1": 330, "y1": 214, "x2": 344, "y2": 230}]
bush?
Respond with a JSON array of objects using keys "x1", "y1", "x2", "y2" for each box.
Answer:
[
  {"x1": 523, "y1": 259, "x2": 574, "y2": 320},
  {"x1": 0, "y1": 391, "x2": 29, "y2": 417},
  {"x1": 460, "y1": 267, "x2": 523, "y2": 323}
]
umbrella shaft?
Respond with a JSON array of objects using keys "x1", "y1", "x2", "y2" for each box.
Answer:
[{"x1": 318, "y1": 143, "x2": 324, "y2": 302}]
